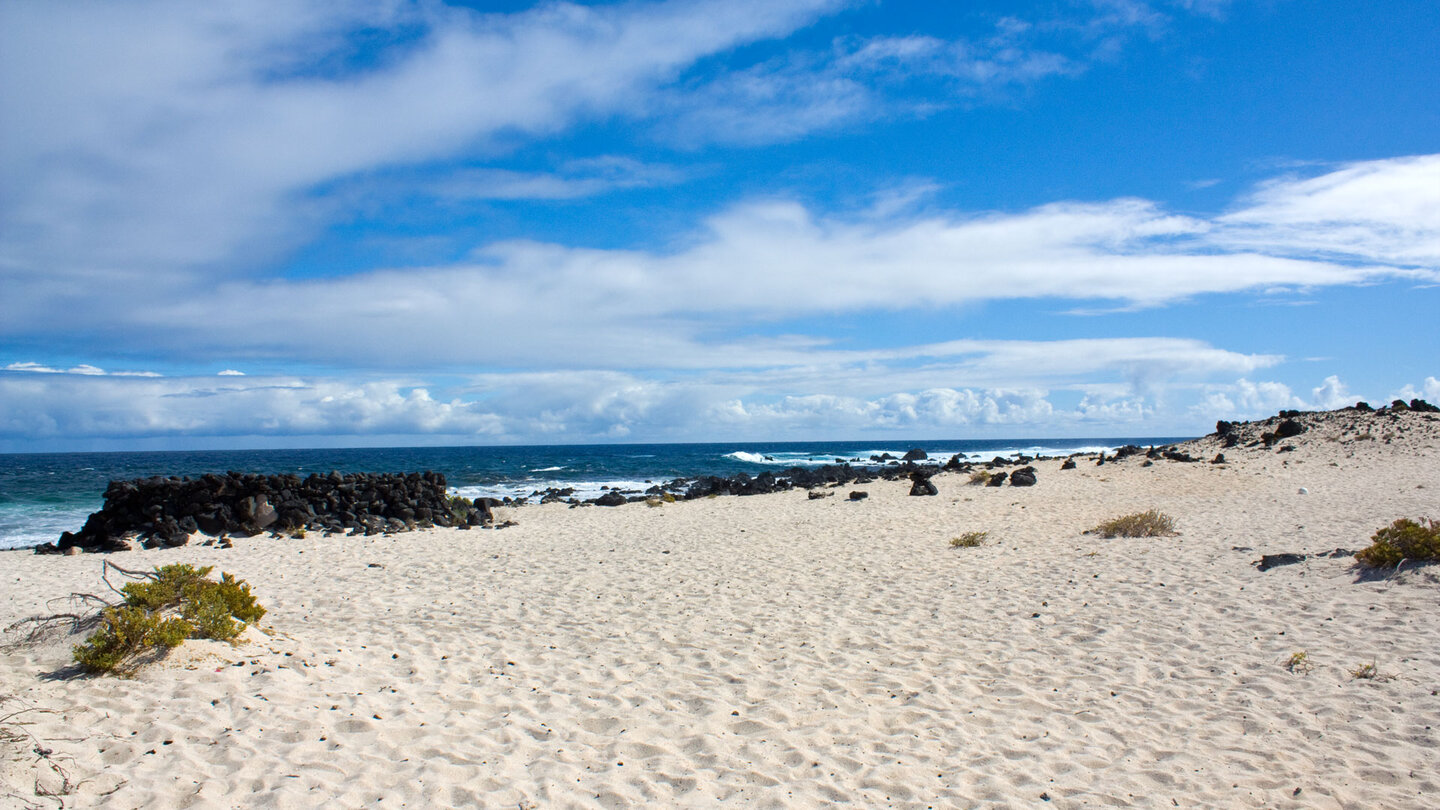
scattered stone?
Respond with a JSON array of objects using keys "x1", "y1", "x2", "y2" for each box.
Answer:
[
  {"x1": 1211, "y1": 453, "x2": 1226, "y2": 464},
  {"x1": 848, "y1": 491, "x2": 869, "y2": 501},
  {"x1": 1009, "y1": 467, "x2": 1037, "y2": 487},
  {"x1": 986, "y1": 472, "x2": 1008, "y2": 487},
  {"x1": 1255, "y1": 553, "x2": 1306, "y2": 571},
  {"x1": 807, "y1": 491, "x2": 833, "y2": 500},
  {"x1": 1060, "y1": 459, "x2": 1077, "y2": 470},
  {"x1": 594, "y1": 491, "x2": 627, "y2": 507}
]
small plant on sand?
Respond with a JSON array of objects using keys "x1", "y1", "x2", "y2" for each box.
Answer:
[
  {"x1": 968, "y1": 470, "x2": 993, "y2": 486},
  {"x1": 951, "y1": 531, "x2": 988, "y2": 548},
  {"x1": 1088, "y1": 510, "x2": 1177, "y2": 538},
  {"x1": 289, "y1": 528, "x2": 306, "y2": 539},
  {"x1": 645, "y1": 497, "x2": 664, "y2": 508},
  {"x1": 1284, "y1": 651, "x2": 1313, "y2": 674},
  {"x1": 73, "y1": 564, "x2": 265, "y2": 675},
  {"x1": 1349, "y1": 661, "x2": 1390, "y2": 681},
  {"x1": 950, "y1": 531, "x2": 988, "y2": 548},
  {"x1": 1354, "y1": 517, "x2": 1440, "y2": 568}
]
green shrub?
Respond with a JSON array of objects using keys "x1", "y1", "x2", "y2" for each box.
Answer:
[
  {"x1": 1089, "y1": 510, "x2": 1177, "y2": 538},
  {"x1": 446, "y1": 494, "x2": 473, "y2": 524},
  {"x1": 968, "y1": 471, "x2": 993, "y2": 486},
  {"x1": 73, "y1": 565, "x2": 265, "y2": 675},
  {"x1": 950, "y1": 531, "x2": 988, "y2": 548},
  {"x1": 72, "y1": 606, "x2": 192, "y2": 674},
  {"x1": 1354, "y1": 518, "x2": 1440, "y2": 567}
]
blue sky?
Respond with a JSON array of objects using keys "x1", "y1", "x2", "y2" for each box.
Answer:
[{"x1": 1, "y1": 0, "x2": 1437, "y2": 451}]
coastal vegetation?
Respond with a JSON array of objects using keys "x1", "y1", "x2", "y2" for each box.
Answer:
[
  {"x1": 950, "y1": 531, "x2": 988, "y2": 548},
  {"x1": 1089, "y1": 510, "x2": 1177, "y2": 538},
  {"x1": 1354, "y1": 518, "x2": 1440, "y2": 567},
  {"x1": 1285, "y1": 651, "x2": 1312, "y2": 674},
  {"x1": 73, "y1": 564, "x2": 265, "y2": 675}
]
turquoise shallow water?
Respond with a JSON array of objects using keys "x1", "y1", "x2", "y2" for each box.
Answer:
[{"x1": 0, "y1": 436, "x2": 1186, "y2": 549}]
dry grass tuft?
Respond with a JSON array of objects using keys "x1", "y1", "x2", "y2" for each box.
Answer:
[
  {"x1": 1088, "y1": 509, "x2": 1177, "y2": 538},
  {"x1": 950, "y1": 531, "x2": 988, "y2": 548}
]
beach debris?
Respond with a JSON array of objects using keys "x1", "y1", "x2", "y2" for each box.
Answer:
[
  {"x1": 1009, "y1": 467, "x2": 1037, "y2": 487},
  {"x1": 847, "y1": 491, "x2": 868, "y2": 501},
  {"x1": 1255, "y1": 553, "x2": 1306, "y2": 571}
]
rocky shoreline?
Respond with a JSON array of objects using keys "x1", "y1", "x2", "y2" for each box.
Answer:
[{"x1": 37, "y1": 399, "x2": 1437, "y2": 554}]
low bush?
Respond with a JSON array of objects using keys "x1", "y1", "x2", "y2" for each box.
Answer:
[
  {"x1": 950, "y1": 531, "x2": 988, "y2": 548},
  {"x1": 73, "y1": 564, "x2": 265, "y2": 675},
  {"x1": 1354, "y1": 517, "x2": 1440, "y2": 567},
  {"x1": 446, "y1": 494, "x2": 473, "y2": 524},
  {"x1": 967, "y1": 471, "x2": 992, "y2": 486},
  {"x1": 1089, "y1": 510, "x2": 1177, "y2": 538}
]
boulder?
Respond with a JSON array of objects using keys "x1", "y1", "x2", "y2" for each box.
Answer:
[
  {"x1": 848, "y1": 491, "x2": 869, "y2": 501},
  {"x1": 1060, "y1": 459, "x2": 1076, "y2": 470},
  {"x1": 1274, "y1": 419, "x2": 1306, "y2": 439},
  {"x1": 908, "y1": 473, "x2": 938, "y2": 496},
  {"x1": 1009, "y1": 467, "x2": 1037, "y2": 487},
  {"x1": 594, "y1": 491, "x2": 627, "y2": 507},
  {"x1": 986, "y1": 471, "x2": 1008, "y2": 487},
  {"x1": 901, "y1": 448, "x2": 928, "y2": 461}
]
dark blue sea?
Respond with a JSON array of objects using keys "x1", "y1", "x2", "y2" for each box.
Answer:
[{"x1": 0, "y1": 436, "x2": 1188, "y2": 550}]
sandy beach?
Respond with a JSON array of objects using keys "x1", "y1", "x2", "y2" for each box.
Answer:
[{"x1": 3, "y1": 410, "x2": 1438, "y2": 808}]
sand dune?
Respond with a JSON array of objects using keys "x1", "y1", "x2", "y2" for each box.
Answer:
[{"x1": 3, "y1": 410, "x2": 1438, "y2": 808}]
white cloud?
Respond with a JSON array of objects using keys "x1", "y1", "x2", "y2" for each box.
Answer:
[
  {"x1": 218, "y1": 370, "x2": 246, "y2": 376},
  {"x1": 1310, "y1": 374, "x2": 1354, "y2": 410},
  {"x1": 0, "y1": 337, "x2": 1286, "y2": 445},
  {"x1": 1216, "y1": 154, "x2": 1440, "y2": 266},
  {"x1": 4, "y1": 361, "x2": 160, "y2": 377},
  {"x1": 1396, "y1": 376, "x2": 1440, "y2": 404},
  {"x1": 0, "y1": 0, "x2": 841, "y2": 301}
]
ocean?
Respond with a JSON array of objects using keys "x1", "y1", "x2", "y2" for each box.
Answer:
[{"x1": 0, "y1": 436, "x2": 1187, "y2": 550}]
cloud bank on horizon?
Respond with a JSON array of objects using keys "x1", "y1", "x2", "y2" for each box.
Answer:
[{"x1": 1, "y1": 0, "x2": 1437, "y2": 450}]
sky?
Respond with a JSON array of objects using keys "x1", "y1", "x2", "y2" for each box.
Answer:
[{"x1": 1, "y1": 0, "x2": 1438, "y2": 452}]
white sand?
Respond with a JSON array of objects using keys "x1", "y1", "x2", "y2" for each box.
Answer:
[{"x1": 2, "y1": 411, "x2": 1438, "y2": 808}]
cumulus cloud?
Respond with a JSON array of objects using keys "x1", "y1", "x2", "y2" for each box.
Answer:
[
  {"x1": 0, "y1": 337, "x2": 1288, "y2": 445},
  {"x1": 0, "y1": 373, "x2": 504, "y2": 442},
  {"x1": 1396, "y1": 377, "x2": 1440, "y2": 404}
]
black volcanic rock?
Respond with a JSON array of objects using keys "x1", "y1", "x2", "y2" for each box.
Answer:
[
  {"x1": 49, "y1": 471, "x2": 474, "y2": 553},
  {"x1": 1009, "y1": 467, "x2": 1037, "y2": 487},
  {"x1": 901, "y1": 448, "x2": 928, "y2": 461},
  {"x1": 908, "y1": 472, "x2": 938, "y2": 496},
  {"x1": 594, "y1": 491, "x2": 627, "y2": 507},
  {"x1": 1275, "y1": 419, "x2": 1306, "y2": 439}
]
